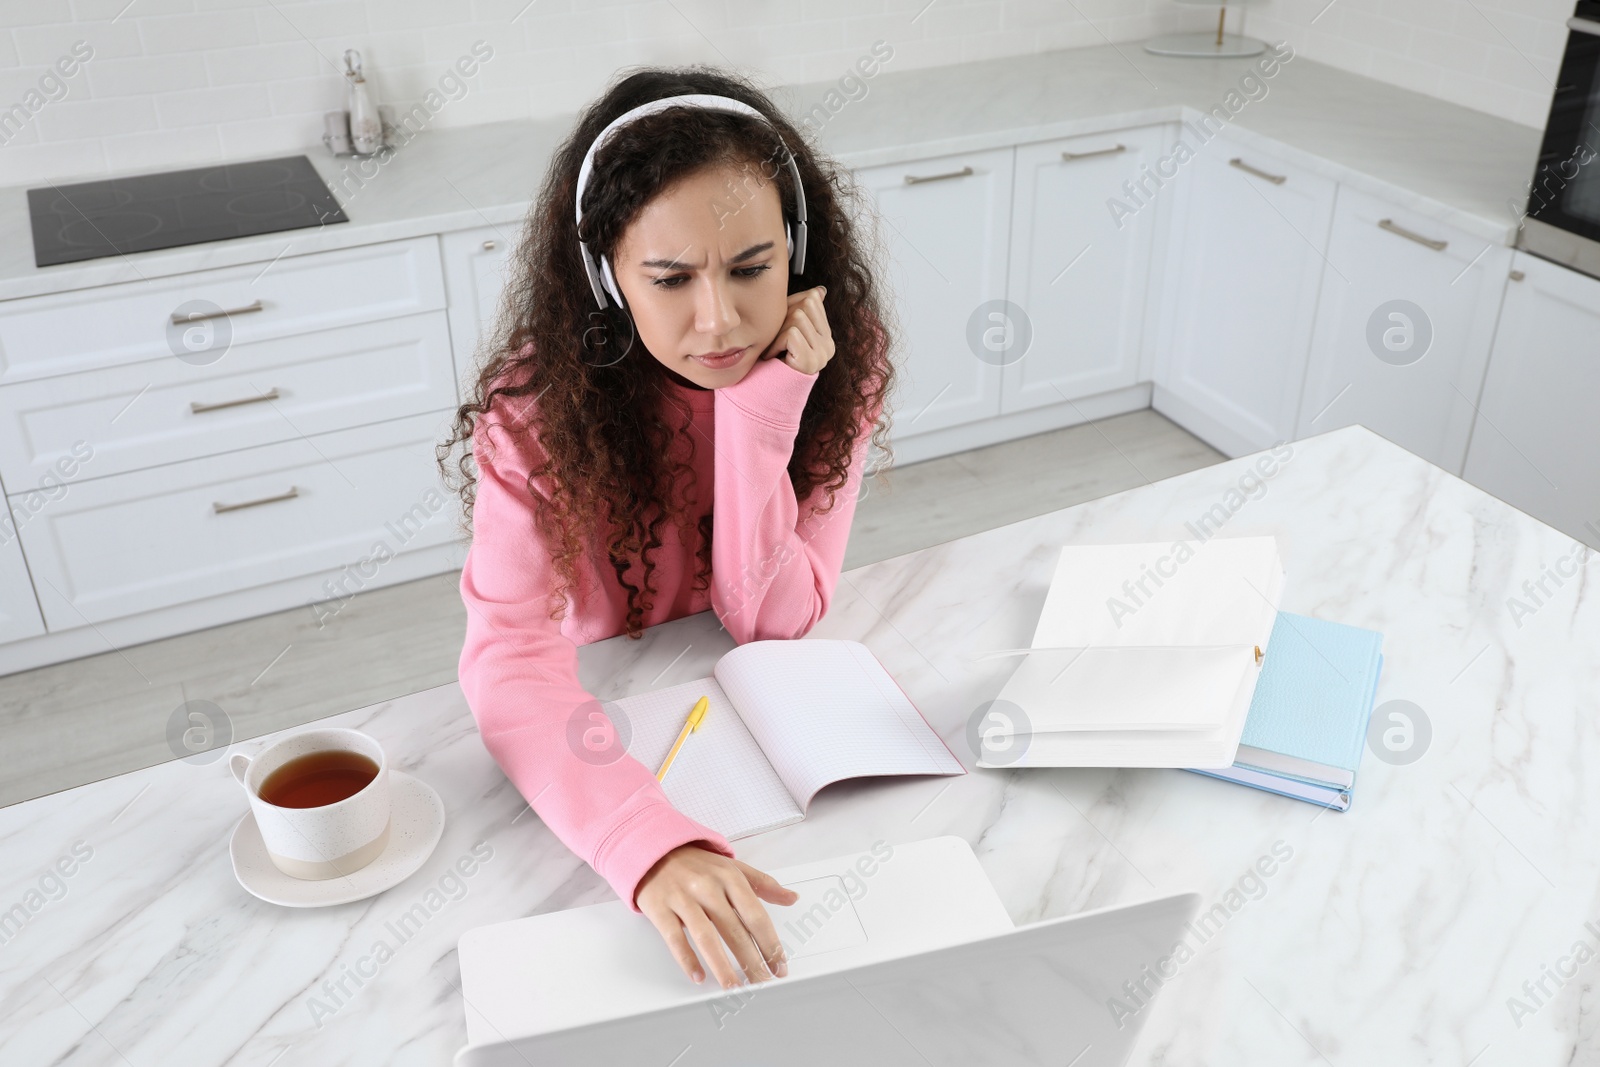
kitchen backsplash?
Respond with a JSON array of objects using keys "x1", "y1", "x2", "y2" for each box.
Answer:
[
  {"x1": 0, "y1": 0, "x2": 1570, "y2": 187},
  {"x1": 1248, "y1": 0, "x2": 1569, "y2": 130}
]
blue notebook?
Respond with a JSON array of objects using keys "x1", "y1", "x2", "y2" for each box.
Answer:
[{"x1": 1185, "y1": 612, "x2": 1384, "y2": 811}]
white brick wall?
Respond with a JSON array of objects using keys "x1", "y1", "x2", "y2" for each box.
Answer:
[
  {"x1": 0, "y1": 0, "x2": 1572, "y2": 187},
  {"x1": 1247, "y1": 0, "x2": 1570, "y2": 130}
]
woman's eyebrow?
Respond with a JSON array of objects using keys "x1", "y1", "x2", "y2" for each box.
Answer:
[{"x1": 641, "y1": 241, "x2": 775, "y2": 270}]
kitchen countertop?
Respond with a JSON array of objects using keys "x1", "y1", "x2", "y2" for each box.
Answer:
[
  {"x1": 0, "y1": 42, "x2": 1543, "y2": 303},
  {"x1": 2, "y1": 424, "x2": 1595, "y2": 1064}
]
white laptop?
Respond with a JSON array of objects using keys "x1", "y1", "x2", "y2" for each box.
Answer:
[{"x1": 454, "y1": 836, "x2": 1198, "y2": 1066}]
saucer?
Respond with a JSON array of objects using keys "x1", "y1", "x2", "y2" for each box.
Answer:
[{"x1": 230, "y1": 769, "x2": 445, "y2": 908}]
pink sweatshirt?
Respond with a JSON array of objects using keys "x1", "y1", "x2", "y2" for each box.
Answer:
[{"x1": 457, "y1": 351, "x2": 877, "y2": 912}]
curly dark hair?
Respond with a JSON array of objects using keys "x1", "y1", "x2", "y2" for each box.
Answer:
[{"x1": 437, "y1": 64, "x2": 898, "y2": 640}]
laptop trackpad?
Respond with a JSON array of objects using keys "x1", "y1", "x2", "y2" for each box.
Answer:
[{"x1": 768, "y1": 876, "x2": 869, "y2": 960}]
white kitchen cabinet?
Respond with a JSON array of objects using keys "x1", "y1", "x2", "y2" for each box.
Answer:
[
  {"x1": 1297, "y1": 185, "x2": 1512, "y2": 474},
  {"x1": 0, "y1": 112, "x2": 1563, "y2": 669},
  {"x1": 16, "y1": 411, "x2": 457, "y2": 630},
  {"x1": 1463, "y1": 251, "x2": 1600, "y2": 550},
  {"x1": 852, "y1": 146, "x2": 1013, "y2": 439},
  {"x1": 0, "y1": 236, "x2": 446, "y2": 385},
  {"x1": 1152, "y1": 135, "x2": 1336, "y2": 457},
  {"x1": 0, "y1": 514, "x2": 45, "y2": 643},
  {"x1": 441, "y1": 226, "x2": 518, "y2": 404},
  {"x1": 0, "y1": 228, "x2": 465, "y2": 654},
  {"x1": 1001, "y1": 125, "x2": 1170, "y2": 412},
  {"x1": 0, "y1": 311, "x2": 457, "y2": 487}
]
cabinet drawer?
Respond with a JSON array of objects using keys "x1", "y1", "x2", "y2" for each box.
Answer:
[
  {"x1": 0, "y1": 311, "x2": 457, "y2": 488},
  {"x1": 15, "y1": 411, "x2": 457, "y2": 629},
  {"x1": 0, "y1": 236, "x2": 446, "y2": 385}
]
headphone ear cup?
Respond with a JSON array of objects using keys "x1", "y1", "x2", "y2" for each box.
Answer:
[
  {"x1": 785, "y1": 221, "x2": 794, "y2": 263},
  {"x1": 599, "y1": 254, "x2": 624, "y2": 309}
]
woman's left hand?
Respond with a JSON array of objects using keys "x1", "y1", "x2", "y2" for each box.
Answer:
[{"x1": 759, "y1": 285, "x2": 834, "y2": 375}]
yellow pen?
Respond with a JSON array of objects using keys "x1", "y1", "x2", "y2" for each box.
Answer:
[{"x1": 655, "y1": 695, "x2": 709, "y2": 782}]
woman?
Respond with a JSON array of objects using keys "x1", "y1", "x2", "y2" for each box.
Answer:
[{"x1": 438, "y1": 65, "x2": 896, "y2": 992}]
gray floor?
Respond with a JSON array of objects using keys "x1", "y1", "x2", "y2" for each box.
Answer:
[{"x1": 0, "y1": 409, "x2": 1223, "y2": 809}]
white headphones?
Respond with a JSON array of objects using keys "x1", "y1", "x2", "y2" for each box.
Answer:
[{"x1": 574, "y1": 93, "x2": 808, "y2": 313}]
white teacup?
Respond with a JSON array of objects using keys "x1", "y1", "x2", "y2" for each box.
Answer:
[{"x1": 230, "y1": 728, "x2": 391, "y2": 880}]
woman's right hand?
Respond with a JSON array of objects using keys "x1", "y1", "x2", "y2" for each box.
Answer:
[{"x1": 636, "y1": 843, "x2": 799, "y2": 989}]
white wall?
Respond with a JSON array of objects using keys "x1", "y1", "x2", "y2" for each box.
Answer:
[
  {"x1": 0, "y1": 0, "x2": 1573, "y2": 188},
  {"x1": 0, "y1": 0, "x2": 1202, "y2": 185},
  {"x1": 1248, "y1": 0, "x2": 1570, "y2": 130}
]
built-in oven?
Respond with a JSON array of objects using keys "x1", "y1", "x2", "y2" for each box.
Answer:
[{"x1": 1517, "y1": 0, "x2": 1600, "y2": 278}]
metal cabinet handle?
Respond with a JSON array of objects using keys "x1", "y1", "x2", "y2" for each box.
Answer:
[
  {"x1": 1061, "y1": 144, "x2": 1126, "y2": 162},
  {"x1": 1378, "y1": 218, "x2": 1448, "y2": 251},
  {"x1": 1509, "y1": 269, "x2": 1526, "y2": 281},
  {"x1": 213, "y1": 486, "x2": 300, "y2": 514},
  {"x1": 904, "y1": 165, "x2": 974, "y2": 185},
  {"x1": 190, "y1": 387, "x2": 280, "y2": 414},
  {"x1": 482, "y1": 240, "x2": 497, "y2": 251},
  {"x1": 1567, "y1": 16, "x2": 1600, "y2": 36},
  {"x1": 170, "y1": 299, "x2": 265, "y2": 325},
  {"x1": 1229, "y1": 157, "x2": 1287, "y2": 185}
]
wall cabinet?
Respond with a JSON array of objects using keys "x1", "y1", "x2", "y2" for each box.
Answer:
[
  {"x1": 1153, "y1": 134, "x2": 1336, "y2": 457},
  {"x1": 853, "y1": 146, "x2": 1013, "y2": 439},
  {"x1": 1297, "y1": 185, "x2": 1511, "y2": 474},
  {"x1": 1000, "y1": 126, "x2": 1168, "y2": 412},
  {"x1": 1463, "y1": 251, "x2": 1600, "y2": 549},
  {"x1": 441, "y1": 226, "x2": 518, "y2": 405}
]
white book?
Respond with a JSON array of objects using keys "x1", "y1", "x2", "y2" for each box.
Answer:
[
  {"x1": 980, "y1": 536, "x2": 1284, "y2": 769},
  {"x1": 607, "y1": 639, "x2": 965, "y2": 841}
]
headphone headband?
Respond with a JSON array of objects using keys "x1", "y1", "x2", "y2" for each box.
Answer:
[{"x1": 574, "y1": 92, "x2": 808, "y2": 312}]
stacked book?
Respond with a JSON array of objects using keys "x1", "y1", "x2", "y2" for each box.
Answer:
[
  {"x1": 979, "y1": 536, "x2": 1384, "y2": 810},
  {"x1": 977, "y1": 537, "x2": 1285, "y2": 769},
  {"x1": 1185, "y1": 611, "x2": 1383, "y2": 811}
]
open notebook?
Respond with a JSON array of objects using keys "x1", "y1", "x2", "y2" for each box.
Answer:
[
  {"x1": 979, "y1": 536, "x2": 1284, "y2": 769},
  {"x1": 606, "y1": 639, "x2": 965, "y2": 841}
]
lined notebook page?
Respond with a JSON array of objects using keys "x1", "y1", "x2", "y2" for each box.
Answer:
[
  {"x1": 713, "y1": 639, "x2": 964, "y2": 810},
  {"x1": 607, "y1": 678, "x2": 802, "y2": 841}
]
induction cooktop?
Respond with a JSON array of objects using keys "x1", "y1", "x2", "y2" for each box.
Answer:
[{"x1": 26, "y1": 154, "x2": 349, "y2": 268}]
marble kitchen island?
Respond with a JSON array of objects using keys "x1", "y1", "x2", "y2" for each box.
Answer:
[{"x1": 2, "y1": 424, "x2": 1595, "y2": 1065}]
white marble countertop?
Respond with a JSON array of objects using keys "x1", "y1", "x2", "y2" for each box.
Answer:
[
  {"x1": 3, "y1": 423, "x2": 1595, "y2": 1064},
  {"x1": 0, "y1": 42, "x2": 1541, "y2": 302}
]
